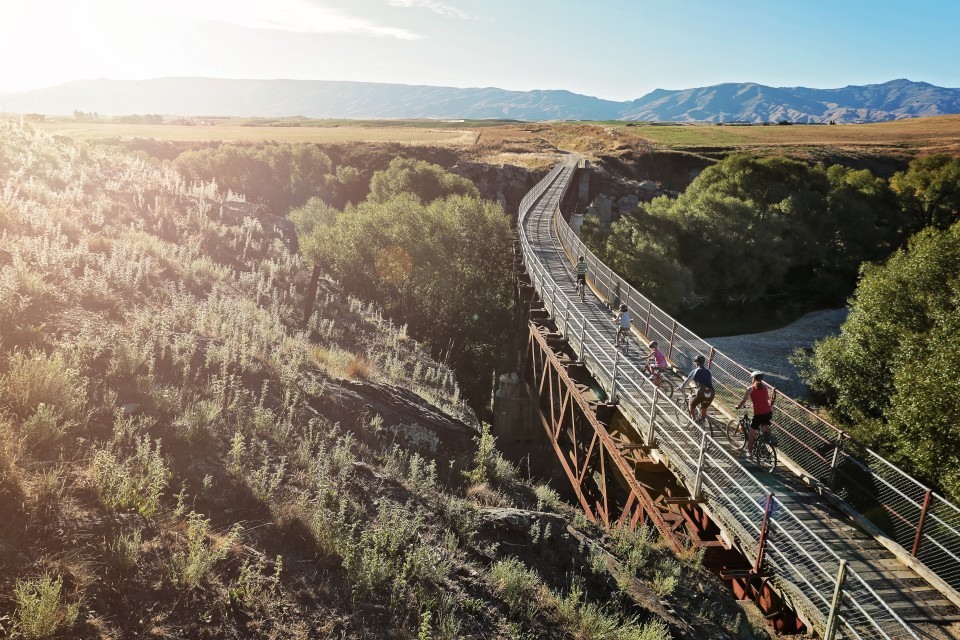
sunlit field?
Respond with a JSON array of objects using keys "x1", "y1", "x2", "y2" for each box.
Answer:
[
  {"x1": 611, "y1": 114, "x2": 960, "y2": 153},
  {"x1": 33, "y1": 120, "x2": 480, "y2": 145}
]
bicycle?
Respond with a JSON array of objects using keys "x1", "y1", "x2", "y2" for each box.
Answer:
[
  {"x1": 575, "y1": 276, "x2": 586, "y2": 302},
  {"x1": 644, "y1": 362, "x2": 674, "y2": 398},
  {"x1": 681, "y1": 386, "x2": 724, "y2": 438},
  {"x1": 615, "y1": 325, "x2": 628, "y2": 348},
  {"x1": 727, "y1": 412, "x2": 777, "y2": 472}
]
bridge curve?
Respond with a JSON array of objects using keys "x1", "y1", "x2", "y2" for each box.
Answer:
[{"x1": 516, "y1": 158, "x2": 960, "y2": 639}]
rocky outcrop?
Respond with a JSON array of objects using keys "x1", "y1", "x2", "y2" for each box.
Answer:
[
  {"x1": 307, "y1": 375, "x2": 479, "y2": 459},
  {"x1": 452, "y1": 162, "x2": 542, "y2": 216}
]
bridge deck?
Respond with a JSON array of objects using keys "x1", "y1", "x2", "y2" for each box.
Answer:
[{"x1": 520, "y1": 161, "x2": 960, "y2": 637}]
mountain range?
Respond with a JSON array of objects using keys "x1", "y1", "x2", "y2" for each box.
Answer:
[{"x1": 2, "y1": 77, "x2": 959, "y2": 123}]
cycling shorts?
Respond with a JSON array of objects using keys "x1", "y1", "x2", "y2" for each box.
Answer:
[
  {"x1": 577, "y1": 274, "x2": 586, "y2": 284},
  {"x1": 750, "y1": 412, "x2": 773, "y2": 431},
  {"x1": 691, "y1": 386, "x2": 714, "y2": 408}
]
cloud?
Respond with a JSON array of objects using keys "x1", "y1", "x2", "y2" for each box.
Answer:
[
  {"x1": 146, "y1": 0, "x2": 423, "y2": 40},
  {"x1": 386, "y1": 0, "x2": 472, "y2": 20}
]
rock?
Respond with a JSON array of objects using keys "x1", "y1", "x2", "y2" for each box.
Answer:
[
  {"x1": 120, "y1": 403, "x2": 141, "y2": 417},
  {"x1": 639, "y1": 180, "x2": 658, "y2": 192},
  {"x1": 591, "y1": 194, "x2": 614, "y2": 221},
  {"x1": 307, "y1": 376, "x2": 478, "y2": 459},
  {"x1": 569, "y1": 213, "x2": 585, "y2": 236},
  {"x1": 616, "y1": 194, "x2": 639, "y2": 212}
]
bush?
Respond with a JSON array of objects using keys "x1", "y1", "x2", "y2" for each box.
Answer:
[
  {"x1": 172, "y1": 511, "x2": 240, "y2": 588},
  {"x1": 487, "y1": 557, "x2": 545, "y2": 619},
  {"x1": 13, "y1": 574, "x2": 79, "y2": 640},
  {"x1": 0, "y1": 350, "x2": 86, "y2": 423},
  {"x1": 91, "y1": 436, "x2": 170, "y2": 516}
]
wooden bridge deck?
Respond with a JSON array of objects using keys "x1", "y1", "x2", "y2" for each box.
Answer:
[{"x1": 520, "y1": 161, "x2": 960, "y2": 637}]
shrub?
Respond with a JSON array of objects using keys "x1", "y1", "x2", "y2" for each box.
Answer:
[
  {"x1": 91, "y1": 436, "x2": 170, "y2": 516},
  {"x1": 109, "y1": 529, "x2": 143, "y2": 576},
  {"x1": 13, "y1": 574, "x2": 79, "y2": 640},
  {"x1": 172, "y1": 511, "x2": 240, "y2": 588},
  {"x1": 487, "y1": 557, "x2": 545, "y2": 619},
  {"x1": 0, "y1": 349, "x2": 86, "y2": 423}
]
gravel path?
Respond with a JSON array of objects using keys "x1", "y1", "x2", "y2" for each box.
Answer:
[{"x1": 709, "y1": 308, "x2": 848, "y2": 399}]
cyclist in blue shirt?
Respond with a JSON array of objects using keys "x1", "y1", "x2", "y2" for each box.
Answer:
[{"x1": 682, "y1": 354, "x2": 714, "y2": 422}]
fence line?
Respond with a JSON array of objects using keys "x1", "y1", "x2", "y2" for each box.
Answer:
[
  {"x1": 548, "y1": 165, "x2": 960, "y2": 599},
  {"x1": 518, "y1": 160, "x2": 920, "y2": 639}
]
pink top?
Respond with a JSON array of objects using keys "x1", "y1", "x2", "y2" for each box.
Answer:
[
  {"x1": 652, "y1": 349, "x2": 668, "y2": 368},
  {"x1": 750, "y1": 385, "x2": 772, "y2": 414}
]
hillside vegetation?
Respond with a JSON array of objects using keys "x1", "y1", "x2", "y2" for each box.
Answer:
[{"x1": 0, "y1": 124, "x2": 749, "y2": 638}]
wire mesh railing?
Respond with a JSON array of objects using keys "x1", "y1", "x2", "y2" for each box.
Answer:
[
  {"x1": 550, "y1": 169, "x2": 960, "y2": 600},
  {"x1": 518, "y1": 159, "x2": 920, "y2": 639}
]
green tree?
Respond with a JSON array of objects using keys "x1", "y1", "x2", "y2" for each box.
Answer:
[
  {"x1": 602, "y1": 210, "x2": 692, "y2": 312},
  {"x1": 588, "y1": 155, "x2": 900, "y2": 308},
  {"x1": 290, "y1": 198, "x2": 340, "y2": 324},
  {"x1": 805, "y1": 222, "x2": 960, "y2": 499},
  {"x1": 291, "y1": 161, "x2": 512, "y2": 408},
  {"x1": 367, "y1": 157, "x2": 478, "y2": 204},
  {"x1": 891, "y1": 154, "x2": 960, "y2": 230}
]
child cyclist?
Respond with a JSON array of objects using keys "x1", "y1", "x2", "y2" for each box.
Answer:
[
  {"x1": 645, "y1": 341, "x2": 669, "y2": 373},
  {"x1": 614, "y1": 304, "x2": 630, "y2": 346},
  {"x1": 736, "y1": 371, "x2": 777, "y2": 457}
]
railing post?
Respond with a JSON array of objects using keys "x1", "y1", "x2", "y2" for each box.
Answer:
[
  {"x1": 578, "y1": 319, "x2": 586, "y2": 362},
  {"x1": 610, "y1": 347, "x2": 621, "y2": 404},
  {"x1": 824, "y1": 559, "x2": 848, "y2": 640},
  {"x1": 707, "y1": 346, "x2": 715, "y2": 368},
  {"x1": 754, "y1": 492, "x2": 774, "y2": 574},
  {"x1": 644, "y1": 300, "x2": 652, "y2": 337},
  {"x1": 562, "y1": 298, "x2": 570, "y2": 335},
  {"x1": 912, "y1": 489, "x2": 934, "y2": 557},
  {"x1": 828, "y1": 431, "x2": 845, "y2": 489},
  {"x1": 667, "y1": 320, "x2": 678, "y2": 360},
  {"x1": 646, "y1": 387, "x2": 659, "y2": 445},
  {"x1": 693, "y1": 431, "x2": 707, "y2": 499}
]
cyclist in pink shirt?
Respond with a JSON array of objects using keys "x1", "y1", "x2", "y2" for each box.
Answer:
[
  {"x1": 736, "y1": 371, "x2": 777, "y2": 457},
  {"x1": 645, "y1": 341, "x2": 669, "y2": 373}
]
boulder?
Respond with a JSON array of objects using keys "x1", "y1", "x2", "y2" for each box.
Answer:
[
  {"x1": 616, "y1": 194, "x2": 639, "y2": 212},
  {"x1": 639, "y1": 180, "x2": 658, "y2": 192}
]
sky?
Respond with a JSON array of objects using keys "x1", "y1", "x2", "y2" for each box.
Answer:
[{"x1": 2, "y1": 0, "x2": 959, "y2": 101}]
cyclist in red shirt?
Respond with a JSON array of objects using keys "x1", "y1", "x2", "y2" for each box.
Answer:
[{"x1": 736, "y1": 371, "x2": 777, "y2": 457}]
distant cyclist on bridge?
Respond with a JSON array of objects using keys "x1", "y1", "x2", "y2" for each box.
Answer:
[
  {"x1": 682, "y1": 355, "x2": 714, "y2": 422},
  {"x1": 736, "y1": 371, "x2": 777, "y2": 457},
  {"x1": 614, "y1": 304, "x2": 631, "y2": 346},
  {"x1": 575, "y1": 256, "x2": 588, "y2": 298}
]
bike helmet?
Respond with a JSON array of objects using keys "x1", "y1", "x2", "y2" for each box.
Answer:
[
  {"x1": 649, "y1": 341, "x2": 658, "y2": 348},
  {"x1": 619, "y1": 304, "x2": 627, "y2": 311},
  {"x1": 751, "y1": 370, "x2": 763, "y2": 379},
  {"x1": 693, "y1": 354, "x2": 706, "y2": 365}
]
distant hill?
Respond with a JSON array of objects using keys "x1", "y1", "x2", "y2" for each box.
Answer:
[{"x1": 3, "y1": 77, "x2": 960, "y2": 123}]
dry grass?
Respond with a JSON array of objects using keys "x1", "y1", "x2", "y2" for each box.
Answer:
[
  {"x1": 34, "y1": 121, "x2": 478, "y2": 146},
  {"x1": 612, "y1": 114, "x2": 960, "y2": 156}
]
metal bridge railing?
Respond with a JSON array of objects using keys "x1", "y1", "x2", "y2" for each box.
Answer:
[
  {"x1": 518, "y1": 161, "x2": 920, "y2": 639},
  {"x1": 550, "y1": 172, "x2": 960, "y2": 599}
]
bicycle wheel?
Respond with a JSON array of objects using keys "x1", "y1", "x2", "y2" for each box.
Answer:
[
  {"x1": 754, "y1": 438, "x2": 777, "y2": 473},
  {"x1": 705, "y1": 416, "x2": 725, "y2": 439},
  {"x1": 655, "y1": 376, "x2": 674, "y2": 398},
  {"x1": 726, "y1": 419, "x2": 746, "y2": 451}
]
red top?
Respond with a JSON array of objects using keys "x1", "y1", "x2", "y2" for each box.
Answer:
[{"x1": 750, "y1": 385, "x2": 772, "y2": 414}]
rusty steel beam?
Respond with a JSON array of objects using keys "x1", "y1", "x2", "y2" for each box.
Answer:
[{"x1": 526, "y1": 323, "x2": 687, "y2": 554}]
